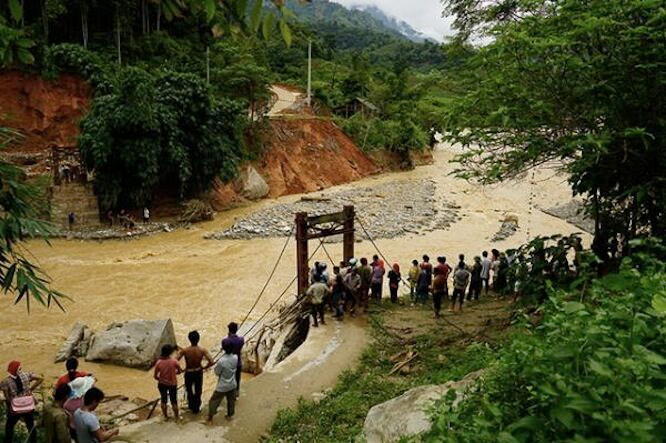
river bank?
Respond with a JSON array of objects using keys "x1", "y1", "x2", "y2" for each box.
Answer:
[
  {"x1": 0, "y1": 144, "x2": 586, "y2": 428},
  {"x1": 118, "y1": 316, "x2": 368, "y2": 442}
]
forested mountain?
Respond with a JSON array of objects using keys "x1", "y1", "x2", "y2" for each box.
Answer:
[
  {"x1": 349, "y1": 4, "x2": 434, "y2": 43},
  {"x1": 284, "y1": 0, "x2": 408, "y2": 41},
  {"x1": 273, "y1": 0, "x2": 447, "y2": 69}
]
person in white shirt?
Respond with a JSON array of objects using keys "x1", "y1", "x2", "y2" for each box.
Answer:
[
  {"x1": 480, "y1": 251, "x2": 492, "y2": 295},
  {"x1": 207, "y1": 342, "x2": 238, "y2": 422}
]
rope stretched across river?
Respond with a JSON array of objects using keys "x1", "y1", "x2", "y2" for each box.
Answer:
[{"x1": 239, "y1": 226, "x2": 294, "y2": 329}]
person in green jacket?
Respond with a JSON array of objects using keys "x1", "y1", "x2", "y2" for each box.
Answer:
[
  {"x1": 43, "y1": 384, "x2": 71, "y2": 443},
  {"x1": 358, "y1": 257, "x2": 373, "y2": 311}
]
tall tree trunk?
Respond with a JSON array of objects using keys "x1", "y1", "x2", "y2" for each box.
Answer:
[
  {"x1": 156, "y1": 4, "x2": 161, "y2": 31},
  {"x1": 81, "y1": 2, "x2": 89, "y2": 48},
  {"x1": 206, "y1": 46, "x2": 210, "y2": 85},
  {"x1": 21, "y1": 0, "x2": 25, "y2": 27},
  {"x1": 250, "y1": 84, "x2": 255, "y2": 122},
  {"x1": 115, "y1": 7, "x2": 122, "y2": 65},
  {"x1": 41, "y1": 0, "x2": 49, "y2": 41}
]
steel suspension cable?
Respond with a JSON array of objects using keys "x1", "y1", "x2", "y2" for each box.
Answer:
[
  {"x1": 243, "y1": 240, "x2": 330, "y2": 340},
  {"x1": 239, "y1": 226, "x2": 295, "y2": 329}
]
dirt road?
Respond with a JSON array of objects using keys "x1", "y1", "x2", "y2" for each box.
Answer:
[{"x1": 266, "y1": 85, "x2": 301, "y2": 117}]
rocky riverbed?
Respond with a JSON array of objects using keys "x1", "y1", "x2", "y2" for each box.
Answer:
[
  {"x1": 541, "y1": 200, "x2": 594, "y2": 233},
  {"x1": 54, "y1": 222, "x2": 177, "y2": 240},
  {"x1": 207, "y1": 180, "x2": 462, "y2": 241}
]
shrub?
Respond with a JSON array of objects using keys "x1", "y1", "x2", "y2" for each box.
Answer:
[
  {"x1": 79, "y1": 67, "x2": 245, "y2": 211},
  {"x1": 339, "y1": 114, "x2": 426, "y2": 154},
  {"x1": 427, "y1": 249, "x2": 666, "y2": 442},
  {"x1": 42, "y1": 43, "x2": 113, "y2": 94}
]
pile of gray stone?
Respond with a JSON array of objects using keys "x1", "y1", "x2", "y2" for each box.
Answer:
[
  {"x1": 490, "y1": 215, "x2": 520, "y2": 242},
  {"x1": 207, "y1": 180, "x2": 461, "y2": 242}
]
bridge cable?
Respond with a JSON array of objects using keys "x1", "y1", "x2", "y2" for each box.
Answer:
[
  {"x1": 239, "y1": 226, "x2": 295, "y2": 329},
  {"x1": 110, "y1": 228, "x2": 298, "y2": 423},
  {"x1": 243, "y1": 240, "x2": 330, "y2": 340}
]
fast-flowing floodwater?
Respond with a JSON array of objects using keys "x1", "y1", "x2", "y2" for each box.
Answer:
[{"x1": 0, "y1": 146, "x2": 583, "y2": 400}]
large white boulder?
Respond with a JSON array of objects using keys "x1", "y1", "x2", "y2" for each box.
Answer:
[
  {"x1": 241, "y1": 166, "x2": 269, "y2": 200},
  {"x1": 85, "y1": 319, "x2": 177, "y2": 369},
  {"x1": 363, "y1": 370, "x2": 483, "y2": 443}
]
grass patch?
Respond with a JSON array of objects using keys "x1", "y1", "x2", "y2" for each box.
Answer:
[{"x1": 267, "y1": 299, "x2": 511, "y2": 442}]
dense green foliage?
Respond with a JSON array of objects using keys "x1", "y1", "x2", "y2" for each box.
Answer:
[
  {"x1": 1, "y1": 0, "x2": 458, "y2": 207},
  {"x1": 78, "y1": 68, "x2": 244, "y2": 210},
  {"x1": 0, "y1": 0, "x2": 292, "y2": 64},
  {"x1": 0, "y1": 128, "x2": 65, "y2": 310},
  {"x1": 443, "y1": 0, "x2": 666, "y2": 251},
  {"x1": 269, "y1": 303, "x2": 503, "y2": 441},
  {"x1": 428, "y1": 244, "x2": 666, "y2": 441}
]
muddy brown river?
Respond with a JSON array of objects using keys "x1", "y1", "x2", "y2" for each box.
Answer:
[{"x1": 0, "y1": 147, "x2": 584, "y2": 400}]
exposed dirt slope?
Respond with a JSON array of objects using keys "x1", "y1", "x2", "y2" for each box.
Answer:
[
  {"x1": 260, "y1": 119, "x2": 378, "y2": 196},
  {"x1": 211, "y1": 118, "x2": 379, "y2": 209},
  {"x1": 0, "y1": 71, "x2": 91, "y2": 175},
  {"x1": 0, "y1": 74, "x2": 377, "y2": 214}
]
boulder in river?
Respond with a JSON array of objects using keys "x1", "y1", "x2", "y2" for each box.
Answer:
[
  {"x1": 241, "y1": 165, "x2": 270, "y2": 200},
  {"x1": 85, "y1": 319, "x2": 177, "y2": 369},
  {"x1": 55, "y1": 322, "x2": 91, "y2": 362},
  {"x1": 362, "y1": 370, "x2": 483, "y2": 443}
]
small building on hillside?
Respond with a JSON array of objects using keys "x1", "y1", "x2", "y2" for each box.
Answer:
[{"x1": 336, "y1": 97, "x2": 379, "y2": 118}]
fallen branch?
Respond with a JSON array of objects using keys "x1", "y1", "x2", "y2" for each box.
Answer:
[
  {"x1": 106, "y1": 399, "x2": 159, "y2": 422},
  {"x1": 388, "y1": 352, "x2": 419, "y2": 376}
]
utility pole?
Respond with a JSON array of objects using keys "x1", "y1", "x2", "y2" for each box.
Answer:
[{"x1": 307, "y1": 39, "x2": 312, "y2": 107}]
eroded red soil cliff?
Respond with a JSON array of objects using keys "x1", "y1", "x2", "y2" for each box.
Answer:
[{"x1": 0, "y1": 71, "x2": 91, "y2": 175}]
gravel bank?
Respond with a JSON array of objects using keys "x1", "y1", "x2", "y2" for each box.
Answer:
[
  {"x1": 541, "y1": 200, "x2": 594, "y2": 233},
  {"x1": 206, "y1": 180, "x2": 461, "y2": 241}
]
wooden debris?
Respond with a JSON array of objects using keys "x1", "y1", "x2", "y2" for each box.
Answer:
[
  {"x1": 300, "y1": 195, "x2": 331, "y2": 202},
  {"x1": 388, "y1": 351, "x2": 419, "y2": 376}
]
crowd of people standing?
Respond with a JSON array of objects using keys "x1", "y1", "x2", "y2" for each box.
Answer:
[
  {"x1": 1, "y1": 323, "x2": 246, "y2": 442},
  {"x1": 305, "y1": 248, "x2": 512, "y2": 324}
]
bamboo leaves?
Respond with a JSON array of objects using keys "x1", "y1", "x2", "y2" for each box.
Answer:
[{"x1": 0, "y1": 128, "x2": 67, "y2": 311}]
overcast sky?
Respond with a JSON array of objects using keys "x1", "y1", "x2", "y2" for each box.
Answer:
[{"x1": 330, "y1": 0, "x2": 455, "y2": 41}]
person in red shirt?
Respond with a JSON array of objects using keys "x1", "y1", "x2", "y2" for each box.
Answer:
[
  {"x1": 435, "y1": 256, "x2": 453, "y2": 295},
  {"x1": 54, "y1": 357, "x2": 90, "y2": 390},
  {"x1": 153, "y1": 345, "x2": 182, "y2": 421}
]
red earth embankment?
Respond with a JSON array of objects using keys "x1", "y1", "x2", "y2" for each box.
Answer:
[
  {"x1": 211, "y1": 118, "x2": 379, "y2": 209},
  {"x1": 0, "y1": 70, "x2": 91, "y2": 175},
  {"x1": 259, "y1": 119, "x2": 379, "y2": 196},
  {"x1": 0, "y1": 73, "x2": 377, "y2": 213}
]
